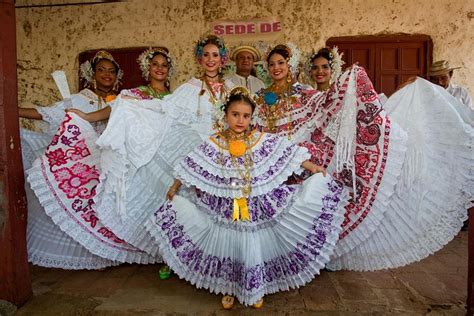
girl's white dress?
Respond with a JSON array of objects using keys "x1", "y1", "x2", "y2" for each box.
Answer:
[{"x1": 146, "y1": 131, "x2": 346, "y2": 305}]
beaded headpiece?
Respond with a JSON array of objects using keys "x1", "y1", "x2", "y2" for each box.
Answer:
[
  {"x1": 264, "y1": 43, "x2": 301, "y2": 75},
  {"x1": 137, "y1": 47, "x2": 175, "y2": 81},
  {"x1": 79, "y1": 50, "x2": 123, "y2": 89},
  {"x1": 304, "y1": 46, "x2": 345, "y2": 84},
  {"x1": 195, "y1": 34, "x2": 229, "y2": 66}
]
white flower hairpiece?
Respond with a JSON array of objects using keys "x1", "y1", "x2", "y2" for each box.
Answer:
[
  {"x1": 286, "y1": 42, "x2": 301, "y2": 75},
  {"x1": 305, "y1": 46, "x2": 345, "y2": 83},
  {"x1": 79, "y1": 50, "x2": 124, "y2": 89},
  {"x1": 79, "y1": 60, "x2": 95, "y2": 86},
  {"x1": 137, "y1": 47, "x2": 176, "y2": 81}
]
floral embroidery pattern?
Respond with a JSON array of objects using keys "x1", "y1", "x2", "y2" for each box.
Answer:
[
  {"x1": 40, "y1": 113, "x2": 144, "y2": 251},
  {"x1": 256, "y1": 67, "x2": 390, "y2": 239},
  {"x1": 154, "y1": 180, "x2": 343, "y2": 296}
]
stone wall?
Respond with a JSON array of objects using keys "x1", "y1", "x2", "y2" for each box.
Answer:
[{"x1": 16, "y1": 0, "x2": 473, "y2": 107}]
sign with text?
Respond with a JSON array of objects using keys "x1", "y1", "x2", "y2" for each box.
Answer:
[{"x1": 212, "y1": 17, "x2": 283, "y2": 42}]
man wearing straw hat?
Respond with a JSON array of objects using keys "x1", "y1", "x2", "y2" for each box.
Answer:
[
  {"x1": 429, "y1": 60, "x2": 472, "y2": 109},
  {"x1": 226, "y1": 45, "x2": 265, "y2": 94}
]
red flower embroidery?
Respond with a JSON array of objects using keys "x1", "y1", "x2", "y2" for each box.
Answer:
[
  {"x1": 45, "y1": 148, "x2": 68, "y2": 167},
  {"x1": 67, "y1": 139, "x2": 91, "y2": 161},
  {"x1": 54, "y1": 162, "x2": 99, "y2": 199},
  {"x1": 81, "y1": 210, "x2": 98, "y2": 228},
  {"x1": 50, "y1": 134, "x2": 60, "y2": 146}
]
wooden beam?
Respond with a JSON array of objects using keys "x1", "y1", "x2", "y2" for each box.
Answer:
[
  {"x1": 468, "y1": 206, "x2": 474, "y2": 315},
  {"x1": 15, "y1": 0, "x2": 124, "y2": 9},
  {"x1": 0, "y1": 0, "x2": 32, "y2": 306}
]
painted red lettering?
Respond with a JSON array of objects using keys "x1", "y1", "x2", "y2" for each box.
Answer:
[
  {"x1": 225, "y1": 24, "x2": 234, "y2": 34},
  {"x1": 273, "y1": 22, "x2": 281, "y2": 32},
  {"x1": 247, "y1": 24, "x2": 255, "y2": 33},
  {"x1": 235, "y1": 25, "x2": 245, "y2": 34},
  {"x1": 214, "y1": 25, "x2": 224, "y2": 36},
  {"x1": 260, "y1": 23, "x2": 271, "y2": 33}
]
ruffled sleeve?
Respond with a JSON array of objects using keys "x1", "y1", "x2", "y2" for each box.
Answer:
[{"x1": 175, "y1": 132, "x2": 310, "y2": 198}]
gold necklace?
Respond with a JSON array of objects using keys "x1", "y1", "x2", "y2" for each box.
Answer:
[
  {"x1": 196, "y1": 76, "x2": 226, "y2": 117},
  {"x1": 146, "y1": 85, "x2": 168, "y2": 99},
  {"x1": 259, "y1": 83, "x2": 296, "y2": 138},
  {"x1": 93, "y1": 89, "x2": 115, "y2": 109},
  {"x1": 219, "y1": 130, "x2": 254, "y2": 197}
]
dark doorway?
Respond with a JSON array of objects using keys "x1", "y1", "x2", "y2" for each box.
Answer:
[{"x1": 327, "y1": 34, "x2": 433, "y2": 97}]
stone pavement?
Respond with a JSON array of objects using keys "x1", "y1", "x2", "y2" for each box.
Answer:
[{"x1": 14, "y1": 232, "x2": 468, "y2": 315}]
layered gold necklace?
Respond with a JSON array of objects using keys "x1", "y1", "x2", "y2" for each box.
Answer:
[
  {"x1": 197, "y1": 75, "x2": 226, "y2": 117},
  {"x1": 222, "y1": 129, "x2": 254, "y2": 221},
  {"x1": 257, "y1": 82, "x2": 297, "y2": 138},
  {"x1": 93, "y1": 88, "x2": 116, "y2": 109},
  {"x1": 145, "y1": 85, "x2": 169, "y2": 99}
]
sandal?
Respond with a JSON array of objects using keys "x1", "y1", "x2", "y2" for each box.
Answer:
[
  {"x1": 158, "y1": 265, "x2": 172, "y2": 280},
  {"x1": 252, "y1": 298, "x2": 264, "y2": 309},
  {"x1": 221, "y1": 295, "x2": 235, "y2": 309}
]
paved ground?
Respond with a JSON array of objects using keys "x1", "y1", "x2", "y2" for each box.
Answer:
[{"x1": 13, "y1": 232, "x2": 468, "y2": 315}]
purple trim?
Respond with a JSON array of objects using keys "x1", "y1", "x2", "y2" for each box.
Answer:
[
  {"x1": 194, "y1": 185, "x2": 297, "y2": 223},
  {"x1": 153, "y1": 180, "x2": 343, "y2": 294},
  {"x1": 181, "y1": 136, "x2": 302, "y2": 188}
]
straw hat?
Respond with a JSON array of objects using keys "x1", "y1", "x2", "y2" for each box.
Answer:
[
  {"x1": 230, "y1": 45, "x2": 261, "y2": 62},
  {"x1": 429, "y1": 60, "x2": 461, "y2": 76}
]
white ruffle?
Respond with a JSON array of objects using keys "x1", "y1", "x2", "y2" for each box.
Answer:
[
  {"x1": 330, "y1": 121, "x2": 408, "y2": 256},
  {"x1": 175, "y1": 133, "x2": 310, "y2": 199},
  {"x1": 146, "y1": 173, "x2": 346, "y2": 306},
  {"x1": 328, "y1": 77, "x2": 473, "y2": 271},
  {"x1": 163, "y1": 78, "x2": 234, "y2": 140},
  {"x1": 20, "y1": 128, "x2": 52, "y2": 170},
  {"x1": 26, "y1": 113, "x2": 156, "y2": 264},
  {"x1": 95, "y1": 114, "x2": 201, "y2": 254},
  {"x1": 26, "y1": 183, "x2": 116, "y2": 270}
]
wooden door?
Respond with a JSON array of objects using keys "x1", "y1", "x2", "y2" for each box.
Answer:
[
  {"x1": 327, "y1": 35, "x2": 432, "y2": 96},
  {"x1": 0, "y1": 0, "x2": 32, "y2": 306}
]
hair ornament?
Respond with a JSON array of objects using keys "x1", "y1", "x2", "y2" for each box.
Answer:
[
  {"x1": 79, "y1": 50, "x2": 123, "y2": 88},
  {"x1": 137, "y1": 47, "x2": 175, "y2": 80},
  {"x1": 195, "y1": 34, "x2": 229, "y2": 66},
  {"x1": 263, "y1": 42, "x2": 301, "y2": 75},
  {"x1": 305, "y1": 46, "x2": 345, "y2": 83}
]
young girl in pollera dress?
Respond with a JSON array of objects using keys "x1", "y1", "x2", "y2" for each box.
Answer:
[{"x1": 146, "y1": 86, "x2": 347, "y2": 309}]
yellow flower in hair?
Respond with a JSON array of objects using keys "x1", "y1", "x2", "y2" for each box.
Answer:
[{"x1": 229, "y1": 140, "x2": 246, "y2": 157}]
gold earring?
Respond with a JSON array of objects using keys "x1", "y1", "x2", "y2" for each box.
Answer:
[
  {"x1": 93, "y1": 79, "x2": 97, "y2": 90},
  {"x1": 286, "y1": 70, "x2": 292, "y2": 84}
]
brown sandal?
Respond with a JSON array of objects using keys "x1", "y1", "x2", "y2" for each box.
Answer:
[{"x1": 221, "y1": 295, "x2": 235, "y2": 309}]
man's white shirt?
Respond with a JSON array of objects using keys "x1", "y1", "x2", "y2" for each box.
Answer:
[
  {"x1": 447, "y1": 83, "x2": 473, "y2": 110},
  {"x1": 226, "y1": 73, "x2": 266, "y2": 94}
]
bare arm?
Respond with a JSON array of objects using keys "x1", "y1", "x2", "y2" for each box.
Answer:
[
  {"x1": 301, "y1": 160, "x2": 326, "y2": 176},
  {"x1": 66, "y1": 106, "x2": 111, "y2": 122},
  {"x1": 18, "y1": 108, "x2": 43, "y2": 120},
  {"x1": 166, "y1": 179, "x2": 182, "y2": 201}
]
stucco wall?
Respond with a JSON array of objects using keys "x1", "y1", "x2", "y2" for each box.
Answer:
[{"x1": 16, "y1": 0, "x2": 474, "y2": 107}]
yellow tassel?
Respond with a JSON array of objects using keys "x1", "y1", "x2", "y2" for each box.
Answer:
[
  {"x1": 232, "y1": 199, "x2": 240, "y2": 221},
  {"x1": 232, "y1": 198, "x2": 250, "y2": 222},
  {"x1": 238, "y1": 198, "x2": 250, "y2": 221}
]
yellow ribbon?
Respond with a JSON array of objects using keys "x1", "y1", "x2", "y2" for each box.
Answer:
[{"x1": 232, "y1": 197, "x2": 251, "y2": 222}]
